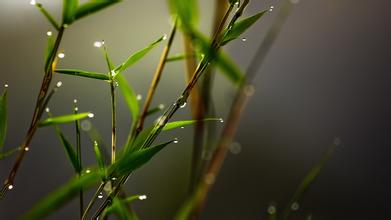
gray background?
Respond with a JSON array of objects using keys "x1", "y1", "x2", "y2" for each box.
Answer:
[{"x1": 0, "y1": 0, "x2": 390, "y2": 219}]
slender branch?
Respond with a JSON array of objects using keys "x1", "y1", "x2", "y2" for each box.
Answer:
[
  {"x1": 186, "y1": 0, "x2": 294, "y2": 216},
  {"x1": 134, "y1": 19, "x2": 178, "y2": 136},
  {"x1": 109, "y1": 79, "x2": 117, "y2": 163},
  {"x1": 1, "y1": 26, "x2": 65, "y2": 197},
  {"x1": 81, "y1": 181, "x2": 106, "y2": 220},
  {"x1": 74, "y1": 104, "x2": 84, "y2": 219}
]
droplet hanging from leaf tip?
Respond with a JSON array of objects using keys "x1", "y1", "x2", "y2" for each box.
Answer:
[
  {"x1": 88, "y1": 113, "x2": 94, "y2": 118},
  {"x1": 56, "y1": 81, "x2": 62, "y2": 87},
  {"x1": 7, "y1": 184, "x2": 13, "y2": 190},
  {"x1": 58, "y1": 53, "x2": 65, "y2": 59},
  {"x1": 136, "y1": 94, "x2": 142, "y2": 101},
  {"x1": 138, "y1": 195, "x2": 147, "y2": 200},
  {"x1": 29, "y1": 0, "x2": 36, "y2": 6},
  {"x1": 45, "y1": 107, "x2": 50, "y2": 113},
  {"x1": 219, "y1": 118, "x2": 224, "y2": 123},
  {"x1": 24, "y1": 147, "x2": 30, "y2": 152},
  {"x1": 46, "y1": 31, "x2": 52, "y2": 37},
  {"x1": 4, "y1": 84, "x2": 8, "y2": 88},
  {"x1": 173, "y1": 138, "x2": 179, "y2": 144},
  {"x1": 93, "y1": 41, "x2": 104, "y2": 48}
]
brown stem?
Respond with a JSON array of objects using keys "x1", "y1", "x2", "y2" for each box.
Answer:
[
  {"x1": 110, "y1": 79, "x2": 117, "y2": 163},
  {"x1": 187, "y1": 0, "x2": 294, "y2": 216},
  {"x1": 1, "y1": 26, "x2": 65, "y2": 197},
  {"x1": 134, "y1": 20, "x2": 177, "y2": 136}
]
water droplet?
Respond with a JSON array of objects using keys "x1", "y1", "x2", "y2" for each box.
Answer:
[
  {"x1": 56, "y1": 81, "x2": 62, "y2": 87},
  {"x1": 138, "y1": 195, "x2": 147, "y2": 200},
  {"x1": 163, "y1": 34, "x2": 168, "y2": 40},
  {"x1": 234, "y1": 1, "x2": 239, "y2": 7},
  {"x1": 29, "y1": 0, "x2": 36, "y2": 6},
  {"x1": 158, "y1": 104, "x2": 165, "y2": 109},
  {"x1": 98, "y1": 192, "x2": 103, "y2": 199},
  {"x1": 111, "y1": 177, "x2": 117, "y2": 181},
  {"x1": 219, "y1": 118, "x2": 224, "y2": 123},
  {"x1": 136, "y1": 94, "x2": 142, "y2": 101},
  {"x1": 88, "y1": 113, "x2": 94, "y2": 118},
  {"x1": 180, "y1": 126, "x2": 184, "y2": 129},
  {"x1": 269, "y1": 7, "x2": 273, "y2": 12},
  {"x1": 93, "y1": 41, "x2": 104, "y2": 48},
  {"x1": 270, "y1": 6, "x2": 275, "y2": 9},
  {"x1": 24, "y1": 147, "x2": 30, "y2": 151},
  {"x1": 74, "y1": 107, "x2": 78, "y2": 111},
  {"x1": 204, "y1": 173, "x2": 215, "y2": 185},
  {"x1": 243, "y1": 85, "x2": 255, "y2": 96},
  {"x1": 73, "y1": 99, "x2": 78, "y2": 103},
  {"x1": 86, "y1": 169, "x2": 91, "y2": 174},
  {"x1": 7, "y1": 184, "x2": 13, "y2": 190},
  {"x1": 45, "y1": 107, "x2": 50, "y2": 113},
  {"x1": 81, "y1": 120, "x2": 92, "y2": 131},
  {"x1": 180, "y1": 102, "x2": 187, "y2": 108},
  {"x1": 173, "y1": 138, "x2": 179, "y2": 144},
  {"x1": 57, "y1": 53, "x2": 65, "y2": 59},
  {"x1": 46, "y1": 31, "x2": 52, "y2": 37},
  {"x1": 267, "y1": 205, "x2": 276, "y2": 214},
  {"x1": 229, "y1": 142, "x2": 242, "y2": 154},
  {"x1": 334, "y1": 137, "x2": 341, "y2": 146},
  {"x1": 4, "y1": 84, "x2": 8, "y2": 88},
  {"x1": 291, "y1": 202, "x2": 300, "y2": 211},
  {"x1": 241, "y1": 37, "x2": 247, "y2": 42}
]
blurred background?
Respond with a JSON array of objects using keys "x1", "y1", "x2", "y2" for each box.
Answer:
[{"x1": 0, "y1": 0, "x2": 390, "y2": 219}]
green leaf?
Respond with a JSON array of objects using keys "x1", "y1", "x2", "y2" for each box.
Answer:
[
  {"x1": 0, "y1": 91, "x2": 7, "y2": 150},
  {"x1": 168, "y1": 0, "x2": 199, "y2": 32},
  {"x1": 114, "y1": 36, "x2": 165, "y2": 75},
  {"x1": 93, "y1": 140, "x2": 105, "y2": 172},
  {"x1": 39, "y1": 112, "x2": 92, "y2": 127},
  {"x1": 166, "y1": 54, "x2": 190, "y2": 62},
  {"x1": 62, "y1": 0, "x2": 78, "y2": 25},
  {"x1": 44, "y1": 33, "x2": 55, "y2": 71},
  {"x1": 282, "y1": 142, "x2": 338, "y2": 220},
  {"x1": 221, "y1": 9, "x2": 268, "y2": 45},
  {"x1": 56, "y1": 69, "x2": 110, "y2": 81},
  {"x1": 35, "y1": 4, "x2": 60, "y2": 30},
  {"x1": 112, "y1": 140, "x2": 173, "y2": 176},
  {"x1": 21, "y1": 170, "x2": 102, "y2": 220},
  {"x1": 102, "y1": 197, "x2": 136, "y2": 220},
  {"x1": 215, "y1": 50, "x2": 244, "y2": 85},
  {"x1": 116, "y1": 73, "x2": 139, "y2": 128},
  {"x1": 162, "y1": 118, "x2": 221, "y2": 131},
  {"x1": 54, "y1": 127, "x2": 79, "y2": 172},
  {"x1": 146, "y1": 105, "x2": 164, "y2": 117},
  {"x1": 75, "y1": 0, "x2": 121, "y2": 20},
  {"x1": 0, "y1": 147, "x2": 19, "y2": 160}
]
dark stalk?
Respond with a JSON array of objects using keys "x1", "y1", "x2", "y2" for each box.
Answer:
[
  {"x1": 1, "y1": 26, "x2": 65, "y2": 197},
  {"x1": 185, "y1": 0, "x2": 294, "y2": 217},
  {"x1": 74, "y1": 103, "x2": 84, "y2": 219}
]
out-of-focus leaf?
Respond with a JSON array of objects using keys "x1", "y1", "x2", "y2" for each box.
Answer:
[
  {"x1": 0, "y1": 147, "x2": 19, "y2": 160},
  {"x1": 35, "y1": 4, "x2": 60, "y2": 30},
  {"x1": 215, "y1": 50, "x2": 244, "y2": 85},
  {"x1": 101, "y1": 195, "x2": 141, "y2": 219},
  {"x1": 166, "y1": 54, "x2": 189, "y2": 62},
  {"x1": 21, "y1": 169, "x2": 102, "y2": 220},
  {"x1": 39, "y1": 113, "x2": 91, "y2": 127},
  {"x1": 162, "y1": 118, "x2": 220, "y2": 131},
  {"x1": 44, "y1": 34, "x2": 55, "y2": 71},
  {"x1": 75, "y1": 0, "x2": 121, "y2": 20},
  {"x1": 145, "y1": 105, "x2": 164, "y2": 117},
  {"x1": 111, "y1": 140, "x2": 173, "y2": 176},
  {"x1": 93, "y1": 140, "x2": 105, "y2": 172},
  {"x1": 282, "y1": 142, "x2": 338, "y2": 220},
  {"x1": 114, "y1": 36, "x2": 165, "y2": 75},
  {"x1": 168, "y1": 0, "x2": 199, "y2": 32},
  {"x1": 54, "y1": 127, "x2": 79, "y2": 172},
  {"x1": 56, "y1": 69, "x2": 110, "y2": 81},
  {"x1": 62, "y1": 0, "x2": 78, "y2": 24},
  {"x1": 221, "y1": 10, "x2": 268, "y2": 45},
  {"x1": 116, "y1": 73, "x2": 139, "y2": 128},
  {"x1": 0, "y1": 91, "x2": 7, "y2": 150}
]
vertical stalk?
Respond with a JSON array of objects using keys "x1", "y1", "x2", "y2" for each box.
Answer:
[
  {"x1": 110, "y1": 79, "x2": 117, "y2": 163},
  {"x1": 1, "y1": 26, "x2": 65, "y2": 196},
  {"x1": 74, "y1": 104, "x2": 84, "y2": 219}
]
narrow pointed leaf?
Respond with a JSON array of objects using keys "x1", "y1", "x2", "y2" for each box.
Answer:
[
  {"x1": 35, "y1": 4, "x2": 60, "y2": 30},
  {"x1": 54, "y1": 127, "x2": 79, "y2": 172},
  {"x1": 166, "y1": 54, "x2": 189, "y2": 62},
  {"x1": 282, "y1": 142, "x2": 337, "y2": 220},
  {"x1": 114, "y1": 36, "x2": 165, "y2": 75},
  {"x1": 39, "y1": 112, "x2": 91, "y2": 127},
  {"x1": 56, "y1": 69, "x2": 110, "y2": 81},
  {"x1": 221, "y1": 10, "x2": 268, "y2": 45},
  {"x1": 116, "y1": 73, "x2": 139, "y2": 127},
  {"x1": 93, "y1": 140, "x2": 105, "y2": 171},
  {"x1": 215, "y1": 50, "x2": 244, "y2": 85},
  {"x1": 163, "y1": 118, "x2": 220, "y2": 131},
  {"x1": 146, "y1": 106, "x2": 164, "y2": 117},
  {"x1": 0, "y1": 147, "x2": 19, "y2": 160},
  {"x1": 21, "y1": 170, "x2": 102, "y2": 220},
  {"x1": 75, "y1": 0, "x2": 121, "y2": 20},
  {"x1": 112, "y1": 140, "x2": 173, "y2": 176},
  {"x1": 62, "y1": 0, "x2": 78, "y2": 24},
  {"x1": 0, "y1": 91, "x2": 7, "y2": 150}
]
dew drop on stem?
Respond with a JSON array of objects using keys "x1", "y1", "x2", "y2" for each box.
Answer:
[
  {"x1": 57, "y1": 53, "x2": 65, "y2": 59},
  {"x1": 241, "y1": 37, "x2": 247, "y2": 42},
  {"x1": 45, "y1": 107, "x2": 50, "y2": 113},
  {"x1": 46, "y1": 31, "x2": 52, "y2": 37},
  {"x1": 73, "y1": 99, "x2": 78, "y2": 104},
  {"x1": 29, "y1": 0, "x2": 36, "y2": 6},
  {"x1": 139, "y1": 195, "x2": 147, "y2": 200},
  {"x1": 219, "y1": 118, "x2": 224, "y2": 123},
  {"x1": 98, "y1": 192, "x2": 103, "y2": 199},
  {"x1": 7, "y1": 185, "x2": 13, "y2": 190},
  {"x1": 4, "y1": 84, "x2": 8, "y2": 88},
  {"x1": 267, "y1": 205, "x2": 276, "y2": 214},
  {"x1": 291, "y1": 202, "x2": 300, "y2": 211},
  {"x1": 56, "y1": 81, "x2": 62, "y2": 88},
  {"x1": 136, "y1": 94, "x2": 142, "y2": 101},
  {"x1": 173, "y1": 138, "x2": 179, "y2": 144},
  {"x1": 88, "y1": 113, "x2": 94, "y2": 118}
]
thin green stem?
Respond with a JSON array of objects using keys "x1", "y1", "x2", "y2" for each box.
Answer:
[
  {"x1": 110, "y1": 79, "x2": 117, "y2": 164},
  {"x1": 81, "y1": 181, "x2": 106, "y2": 220},
  {"x1": 74, "y1": 105, "x2": 84, "y2": 219}
]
